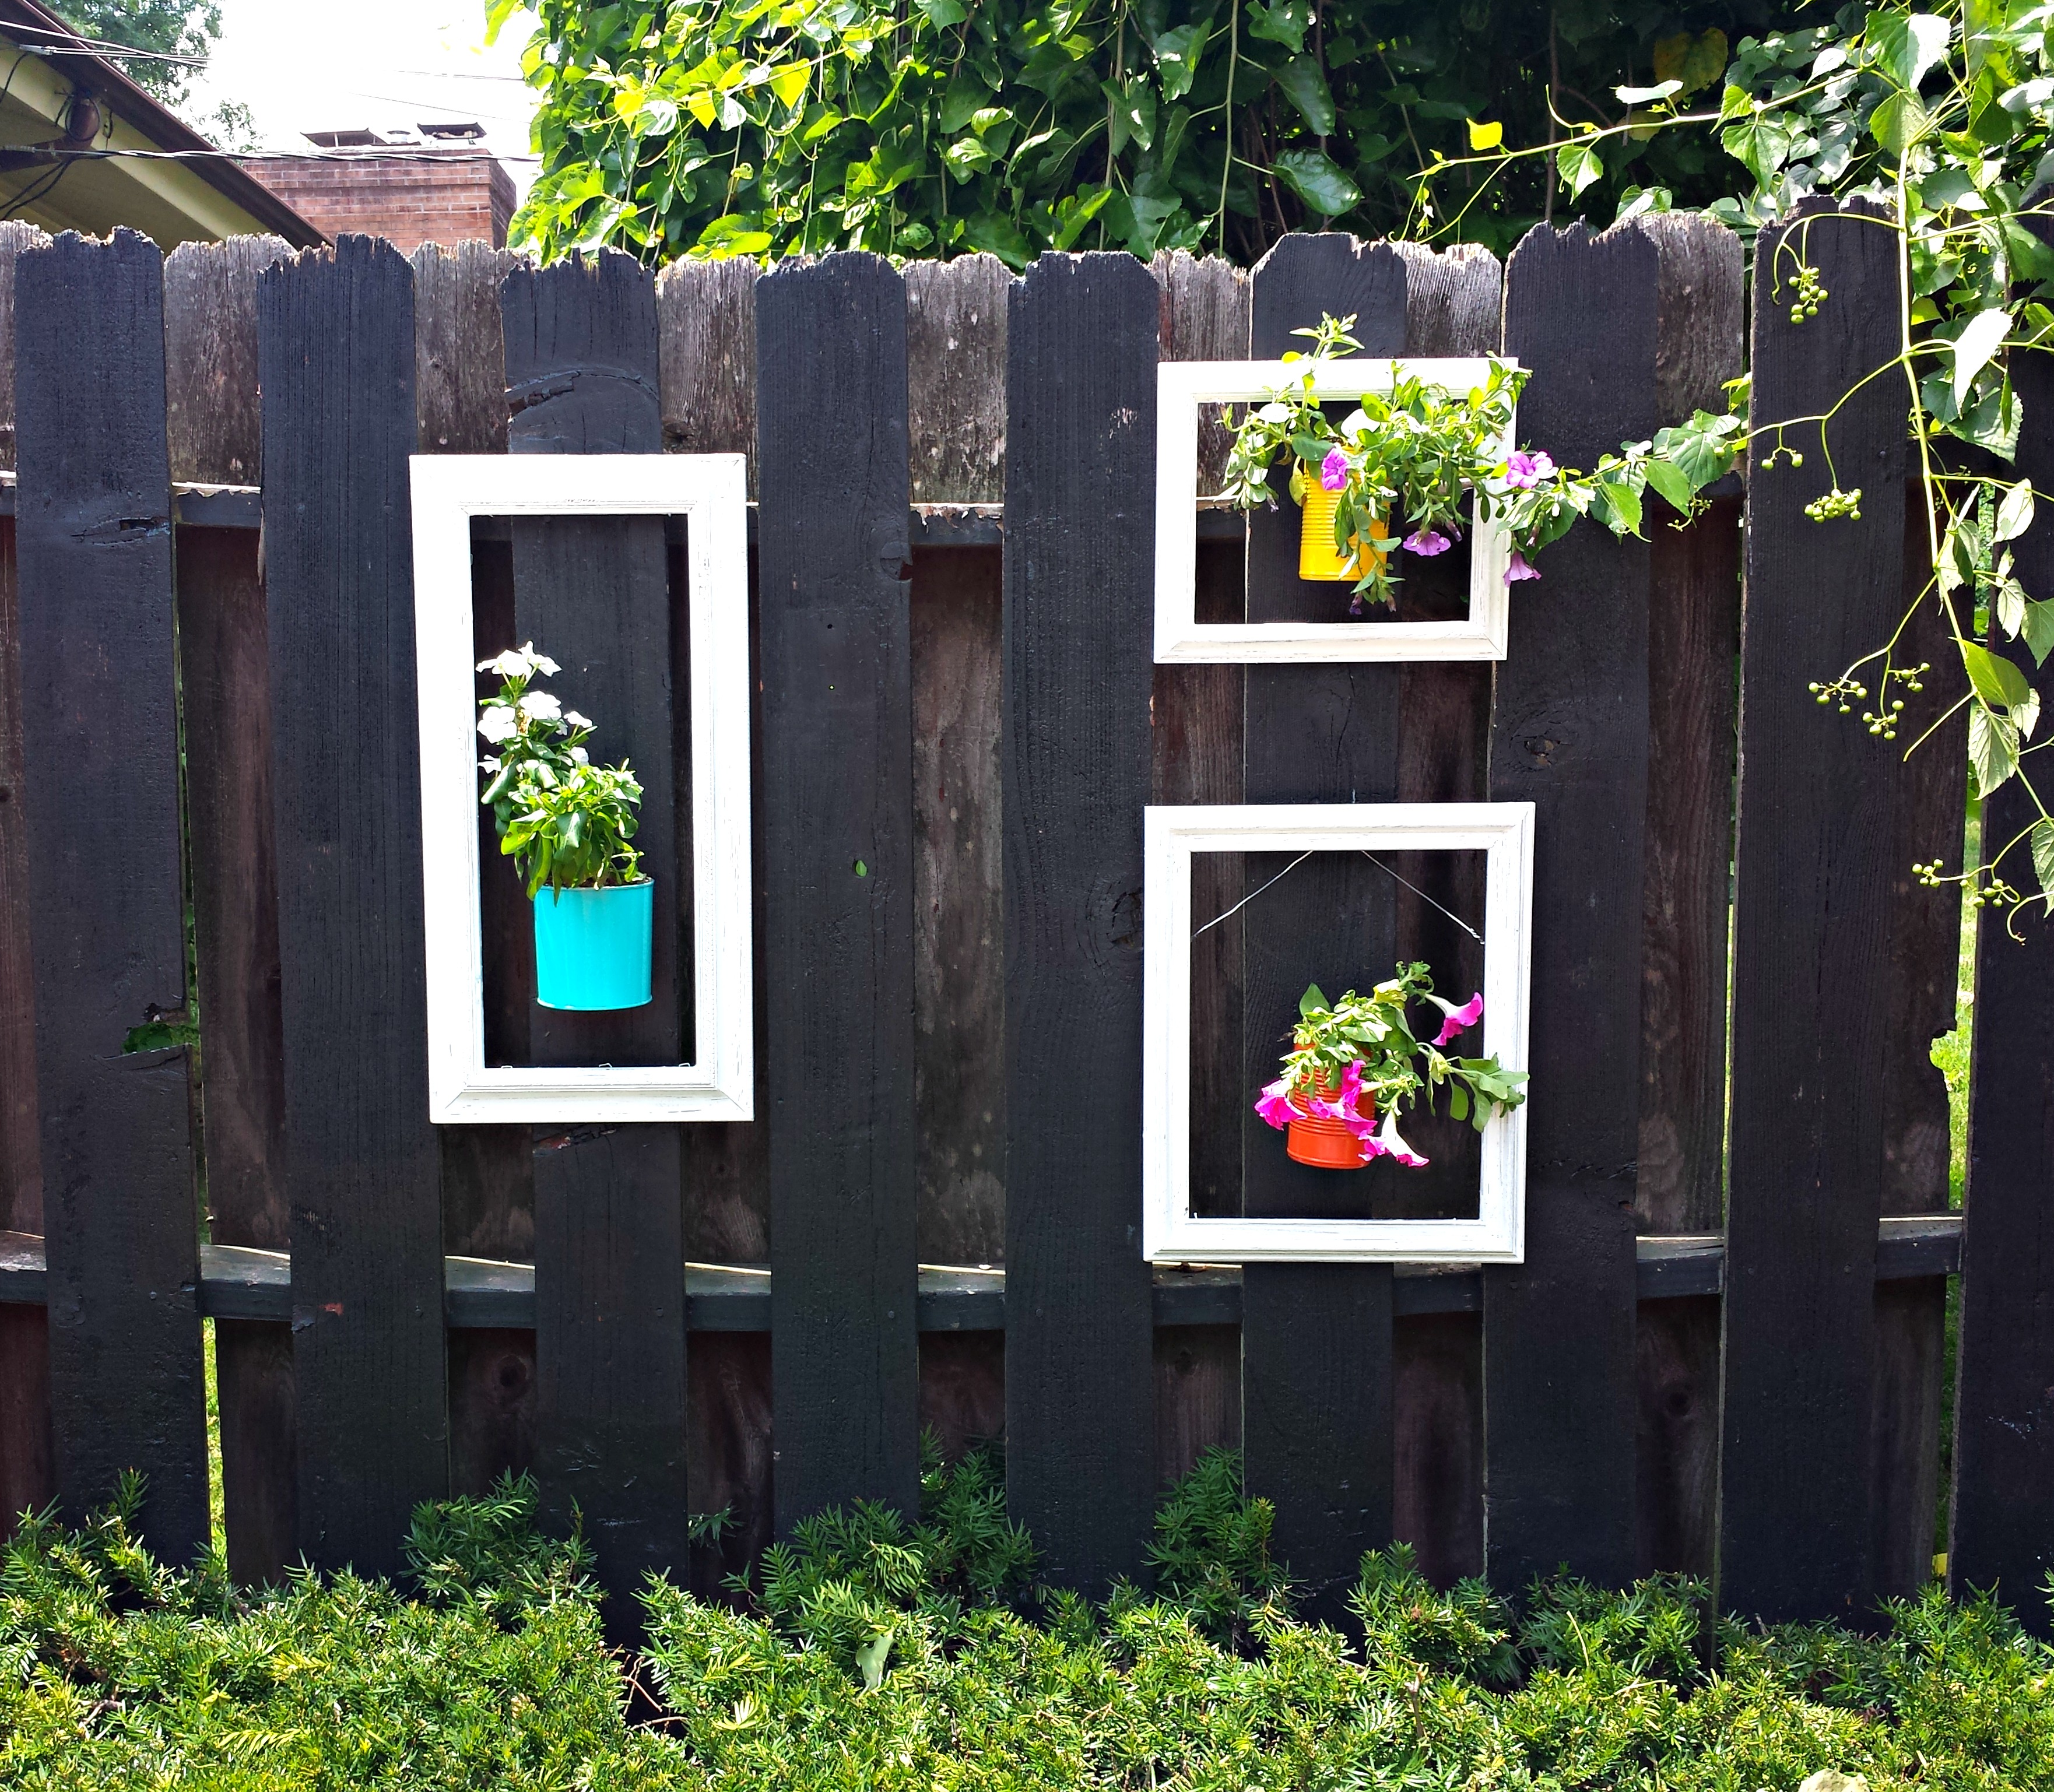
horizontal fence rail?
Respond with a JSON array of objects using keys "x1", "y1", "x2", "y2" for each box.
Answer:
[{"x1": 0, "y1": 214, "x2": 2040, "y2": 1634}]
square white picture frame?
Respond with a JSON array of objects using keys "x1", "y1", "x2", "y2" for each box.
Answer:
[
  {"x1": 410, "y1": 453, "x2": 753, "y2": 1125},
  {"x1": 1155, "y1": 357, "x2": 1521, "y2": 663},
  {"x1": 1143, "y1": 802, "x2": 1534, "y2": 1263}
]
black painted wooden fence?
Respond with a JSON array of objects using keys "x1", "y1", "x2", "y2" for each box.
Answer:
[{"x1": 0, "y1": 208, "x2": 2045, "y2": 1636}]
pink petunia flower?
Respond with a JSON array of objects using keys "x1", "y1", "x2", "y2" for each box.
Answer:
[
  {"x1": 1319, "y1": 446, "x2": 1350, "y2": 492},
  {"x1": 1503, "y1": 449, "x2": 1556, "y2": 490},
  {"x1": 1505, "y1": 550, "x2": 1540, "y2": 583},
  {"x1": 1425, "y1": 991, "x2": 1484, "y2": 1046},
  {"x1": 1403, "y1": 526, "x2": 1452, "y2": 556},
  {"x1": 1375, "y1": 1106, "x2": 1430, "y2": 1168},
  {"x1": 1254, "y1": 1077, "x2": 1296, "y2": 1131}
]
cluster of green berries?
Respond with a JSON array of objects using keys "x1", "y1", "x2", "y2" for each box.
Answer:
[
  {"x1": 1805, "y1": 486, "x2": 1863, "y2": 521},
  {"x1": 1809, "y1": 674, "x2": 1867, "y2": 714},
  {"x1": 1788, "y1": 262, "x2": 1828, "y2": 322},
  {"x1": 1915, "y1": 861, "x2": 2025, "y2": 911}
]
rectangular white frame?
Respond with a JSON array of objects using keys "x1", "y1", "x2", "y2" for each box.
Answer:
[
  {"x1": 1143, "y1": 802, "x2": 1533, "y2": 1263},
  {"x1": 1156, "y1": 357, "x2": 1521, "y2": 663},
  {"x1": 410, "y1": 453, "x2": 753, "y2": 1125}
]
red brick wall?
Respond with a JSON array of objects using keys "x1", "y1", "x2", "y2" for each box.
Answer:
[{"x1": 239, "y1": 152, "x2": 515, "y2": 252}]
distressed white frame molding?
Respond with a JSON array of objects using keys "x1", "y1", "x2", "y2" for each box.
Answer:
[
  {"x1": 1155, "y1": 357, "x2": 1520, "y2": 663},
  {"x1": 1142, "y1": 802, "x2": 1534, "y2": 1263},
  {"x1": 410, "y1": 453, "x2": 753, "y2": 1124}
]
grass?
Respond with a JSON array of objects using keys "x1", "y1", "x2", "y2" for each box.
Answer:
[{"x1": 4, "y1": 1445, "x2": 2053, "y2": 1790}]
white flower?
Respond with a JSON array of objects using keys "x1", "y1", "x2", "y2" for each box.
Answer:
[
  {"x1": 571, "y1": 746, "x2": 589, "y2": 764},
  {"x1": 475, "y1": 642, "x2": 560, "y2": 678},
  {"x1": 564, "y1": 710, "x2": 592, "y2": 731},
  {"x1": 477, "y1": 704, "x2": 518, "y2": 743},
  {"x1": 517, "y1": 690, "x2": 562, "y2": 721}
]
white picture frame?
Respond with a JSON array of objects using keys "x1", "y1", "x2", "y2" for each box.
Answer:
[
  {"x1": 1154, "y1": 357, "x2": 1521, "y2": 663},
  {"x1": 1142, "y1": 802, "x2": 1534, "y2": 1263},
  {"x1": 409, "y1": 453, "x2": 754, "y2": 1125}
]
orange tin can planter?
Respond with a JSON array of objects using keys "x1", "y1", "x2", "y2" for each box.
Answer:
[{"x1": 1284, "y1": 1067, "x2": 1374, "y2": 1169}]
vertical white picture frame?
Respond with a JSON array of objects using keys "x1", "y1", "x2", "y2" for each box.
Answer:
[{"x1": 409, "y1": 452, "x2": 754, "y2": 1124}]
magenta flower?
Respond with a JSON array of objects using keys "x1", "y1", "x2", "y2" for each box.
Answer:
[
  {"x1": 1503, "y1": 449, "x2": 1556, "y2": 490},
  {"x1": 1254, "y1": 1076, "x2": 1296, "y2": 1132},
  {"x1": 1505, "y1": 550, "x2": 1540, "y2": 584},
  {"x1": 1375, "y1": 1107, "x2": 1430, "y2": 1168},
  {"x1": 1403, "y1": 526, "x2": 1452, "y2": 557},
  {"x1": 1319, "y1": 446, "x2": 1350, "y2": 492},
  {"x1": 1425, "y1": 991, "x2": 1484, "y2": 1046}
]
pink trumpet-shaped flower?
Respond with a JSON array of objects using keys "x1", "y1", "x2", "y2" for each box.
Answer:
[
  {"x1": 1403, "y1": 526, "x2": 1452, "y2": 556},
  {"x1": 1503, "y1": 449, "x2": 1556, "y2": 490},
  {"x1": 1376, "y1": 1106, "x2": 1430, "y2": 1168},
  {"x1": 1504, "y1": 550, "x2": 1540, "y2": 583},
  {"x1": 1254, "y1": 1077, "x2": 1296, "y2": 1131},
  {"x1": 1319, "y1": 446, "x2": 1350, "y2": 491},
  {"x1": 1426, "y1": 991, "x2": 1484, "y2": 1046}
]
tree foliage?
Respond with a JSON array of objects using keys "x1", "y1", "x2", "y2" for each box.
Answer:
[
  {"x1": 51, "y1": 0, "x2": 220, "y2": 107},
  {"x1": 491, "y1": 0, "x2": 1806, "y2": 268}
]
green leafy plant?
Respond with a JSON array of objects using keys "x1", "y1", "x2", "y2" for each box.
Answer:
[
  {"x1": 483, "y1": 1, "x2": 1791, "y2": 268},
  {"x1": 1253, "y1": 964, "x2": 1527, "y2": 1165},
  {"x1": 7, "y1": 1461, "x2": 2054, "y2": 1786},
  {"x1": 476, "y1": 644, "x2": 645, "y2": 898},
  {"x1": 1223, "y1": 311, "x2": 1747, "y2": 608},
  {"x1": 1432, "y1": 2, "x2": 2054, "y2": 929}
]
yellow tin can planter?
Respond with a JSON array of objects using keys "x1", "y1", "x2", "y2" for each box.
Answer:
[{"x1": 1297, "y1": 479, "x2": 1392, "y2": 581}]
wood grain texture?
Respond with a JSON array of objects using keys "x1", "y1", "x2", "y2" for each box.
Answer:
[
  {"x1": 1, "y1": 520, "x2": 39, "y2": 1235},
  {"x1": 17, "y1": 229, "x2": 208, "y2": 1556},
  {"x1": 1151, "y1": 250, "x2": 1248, "y2": 493},
  {"x1": 0, "y1": 222, "x2": 50, "y2": 474},
  {"x1": 1391, "y1": 243, "x2": 1501, "y2": 1593},
  {"x1": 1484, "y1": 222, "x2": 1656, "y2": 1593},
  {"x1": 659, "y1": 272, "x2": 769, "y2": 1263},
  {"x1": 657, "y1": 258, "x2": 757, "y2": 486},
  {"x1": 413, "y1": 242, "x2": 516, "y2": 456},
  {"x1": 1156, "y1": 1324, "x2": 1241, "y2": 1485},
  {"x1": 1869, "y1": 506, "x2": 1964, "y2": 1601},
  {"x1": 1239, "y1": 234, "x2": 1407, "y2": 1618},
  {"x1": 1394, "y1": 1311, "x2": 1485, "y2": 1586},
  {"x1": 912, "y1": 547, "x2": 1005, "y2": 1263},
  {"x1": 503, "y1": 251, "x2": 690, "y2": 1628},
  {"x1": 758, "y1": 253, "x2": 921, "y2": 1527},
  {"x1": 0, "y1": 230, "x2": 55, "y2": 1242},
  {"x1": 1949, "y1": 280, "x2": 2054, "y2": 1631},
  {"x1": 1719, "y1": 199, "x2": 1904, "y2": 1624},
  {"x1": 0, "y1": 1301, "x2": 52, "y2": 1536},
  {"x1": 165, "y1": 241, "x2": 301, "y2": 1582},
  {"x1": 164, "y1": 236, "x2": 289, "y2": 484},
  {"x1": 919, "y1": 1331, "x2": 1006, "y2": 1459},
  {"x1": 1003, "y1": 252, "x2": 1157, "y2": 1591},
  {"x1": 905, "y1": 255, "x2": 1009, "y2": 504},
  {"x1": 1151, "y1": 254, "x2": 1249, "y2": 1231},
  {"x1": 1632, "y1": 217, "x2": 1744, "y2": 1586},
  {"x1": 687, "y1": 1330, "x2": 772, "y2": 1594},
  {"x1": 447, "y1": 1327, "x2": 536, "y2": 1494},
  {"x1": 260, "y1": 237, "x2": 446, "y2": 1576}
]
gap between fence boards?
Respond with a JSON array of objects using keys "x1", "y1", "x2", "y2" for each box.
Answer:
[{"x1": 0, "y1": 1216, "x2": 1968, "y2": 1330}]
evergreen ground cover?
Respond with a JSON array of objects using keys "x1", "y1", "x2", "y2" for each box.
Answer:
[{"x1": 4, "y1": 1448, "x2": 2051, "y2": 1789}]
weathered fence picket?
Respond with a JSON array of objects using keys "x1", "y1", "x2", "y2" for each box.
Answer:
[
  {"x1": 259, "y1": 237, "x2": 447, "y2": 1577},
  {"x1": 1721, "y1": 197, "x2": 1909, "y2": 1624},
  {"x1": 0, "y1": 213, "x2": 2031, "y2": 1635},
  {"x1": 17, "y1": 229, "x2": 208, "y2": 1557}
]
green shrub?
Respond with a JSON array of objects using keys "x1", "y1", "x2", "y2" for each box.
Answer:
[{"x1": 3, "y1": 1452, "x2": 2052, "y2": 1789}]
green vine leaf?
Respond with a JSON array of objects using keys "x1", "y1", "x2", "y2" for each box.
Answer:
[
  {"x1": 2033, "y1": 817, "x2": 2054, "y2": 912},
  {"x1": 1557, "y1": 140, "x2": 1604, "y2": 197},
  {"x1": 1954, "y1": 307, "x2": 2014, "y2": 407},
  {"x1": 1971, "y1": 704, "x2": 2021, "y2": 796},
  {"x1": 1273, "y1": 149, "x2": 1361, "y2": 217},
  {"x1": 1866, "y1": 10, "x2": 1954, "y2": 92}
]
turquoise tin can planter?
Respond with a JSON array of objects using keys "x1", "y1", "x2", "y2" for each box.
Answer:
[{"x1": 532, "y1": 879, "x2": 654, "y2": 1011}]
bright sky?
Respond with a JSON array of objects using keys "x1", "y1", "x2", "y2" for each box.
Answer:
[{"x1": 183, "y1": 1, "x2": 542, "y2": 198}]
